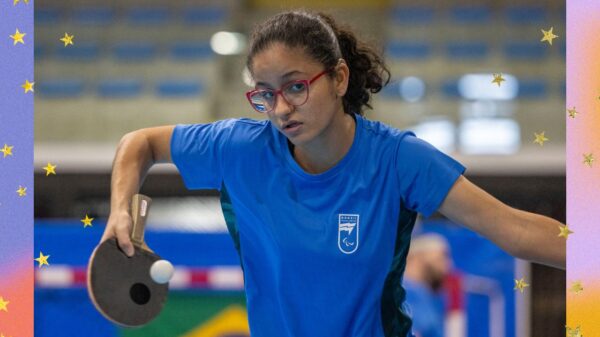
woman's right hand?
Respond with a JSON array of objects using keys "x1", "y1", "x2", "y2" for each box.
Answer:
[
  {"x1": 100, "y1": 210, "x2": 135, "y2": 257},
  {"x1": 102, "y1": 126, "x2": 175, "y2": 257}
]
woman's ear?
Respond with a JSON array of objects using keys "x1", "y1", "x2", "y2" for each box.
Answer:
[{"x1": 334, "y1": 59, "x2": 350, "y2": 97}]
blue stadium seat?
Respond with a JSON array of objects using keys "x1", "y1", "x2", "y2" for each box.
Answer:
[
  {"x1": 71, "y1": 7, "x2": 114, "y2": 25},
  {"x1": 390, "y1": 6, "x2": 434, "y2": 25},
  {"x1": 450, "y1": 5, "x2": 491, "y2": 24},
  {"x1": 381, "y1": 78, "x2": 427, "y2": 101},
  {"x1": 170, "y1": 42, "x2": 214, "y2": 60},
  {"x1": 182, "y1": 7, "x2": 227, "y2": 25},
  {"x1": 445, "y1": 42, "x2": 489, "y2": 60},
  {"x1": 385, "y1": 41, "x2": 431, "y2": 59},
  {"x1": 126, "y1": 7, "x2": 170, "y2": 25},
  {"x1": 156, "y1": 79, "x2": 204, "y2": 97},
  {"x1": 35, "y1": 8, "x2": 60, "y2": 25},
  {"x1": 98, "y1": 79, "x2": 143, "y2": 98},
  {"x1": 55, "y1": 42, "x2": 100, "y2": 61},
  {"x1": 504, "y1": 42, "x2": 548, "y2": 60},
  {"x1": 380, "y1": 81, "x2": 401, "y2": 99},
  {"x1": 557, "y1": 6, "x2": 566, "y2": 21},
  {"x1": 517, "y1": 79, "x2": 547, "y2": 99},
  {"x1": 35, "y1": 45, "x2": 49, "y2": 59},
  {"x1": 38, "y1": 79, "x2": 85, "y2": 98},
  {"x1": 112, "y1": 42, "x2": 158, "y2": 61},
  {"x1": 440, "y1": 79, "x2": 461, "y2": 99},
  {"x1": 505, "y1": 6, "x2": 547, "y2": 24}
]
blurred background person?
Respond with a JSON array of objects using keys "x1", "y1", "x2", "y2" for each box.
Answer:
[{"x1": 404, "y1": 233, "x2": 465, "y2": 337}]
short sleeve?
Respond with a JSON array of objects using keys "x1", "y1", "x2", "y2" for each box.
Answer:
[
  {"x1": 395, "y1": 133, "x2": 466, "y2": 217},
  {"x1": 170, "y1": 119, "x2": 235, "y2": 190}
]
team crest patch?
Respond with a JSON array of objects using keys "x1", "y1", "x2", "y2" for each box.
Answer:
[{"x1": 338, "y1": 214, "x2": 359, "y2": 254}]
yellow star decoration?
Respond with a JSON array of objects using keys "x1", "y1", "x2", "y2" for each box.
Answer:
[
  {"x1": 1, "y1": 144, "x2": 13, "y2": 158},
  {"x1": 35, "y1": 251, "x2": 50, "y2": 268},
  {"x1": 567, "y1": 107, "x2": 578, "y2": 119},
  {"x1": 0, "y1": 296, "x2": 9, "y2": 312},
  {"x1": 492, "y1": 73, "x2": 505, "y2": 87},
  {"x1": 22, "y1": 79, "x2": 35, "y2": 93},
  {"x1": 81, "y1": 214, "x2": 94, "y2": 228},
  {"x1": 43, "y1": 162, "x2": 57, "y2": 176},
  {"x1": 540, "y1": 27, "x2": 558, "y2": 46},
  {"x1": 60, "y1": 33, "x2": 74, "y2": 47},
  {"x1": 514, "y1": 277, "x2": 529, "y2": 293},
  {"x1": 583, "y1": 153, "x2": 594, "y2": 167},
  {"x1": 16, "y1": 185, "x2": 27, "y2": 197},
  {"x1": 9, "y1": 28, "x2": 25, "y2": 45},
  {"x1": 570, "y1": 280, "x2": 584, "y2": 294},
  {"x1": 13, "y1": 0, "x2": 29, "y2": 4},
  {"x1": 566, "y1": 325, "x2": 583, "y2": 337},
  {"x1": 558, "y1": 224, "x2": 574, "y2": 239},
  {"x1": 533, "y1": 131, "x2": 549, "y2": 146}
]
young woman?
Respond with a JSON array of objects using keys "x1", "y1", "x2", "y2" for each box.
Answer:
[{"x1": 101, "y1": 10, "x2": 565, "y2": 337}]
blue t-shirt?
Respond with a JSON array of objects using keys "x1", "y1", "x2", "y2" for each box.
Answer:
[{"x1": 171, "y1": 114, "x2": 466, "y2": 337}]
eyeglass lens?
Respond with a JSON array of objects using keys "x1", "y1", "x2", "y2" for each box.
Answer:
[{"x1": 249, "y1": 81, "x2": 308, "y2": 112}]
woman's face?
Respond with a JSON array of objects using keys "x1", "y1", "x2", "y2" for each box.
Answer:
[{"x1": 250, "y1": 43, "x2": 349, "y2": 147}]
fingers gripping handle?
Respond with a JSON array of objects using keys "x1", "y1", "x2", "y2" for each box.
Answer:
[{"x1": 130, "y1": 194, "x2": 152, "y2": 249}]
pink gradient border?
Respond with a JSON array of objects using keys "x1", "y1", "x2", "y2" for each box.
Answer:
[{"x1": 567, "y1": 0, "x2": 600, "y2": 335}]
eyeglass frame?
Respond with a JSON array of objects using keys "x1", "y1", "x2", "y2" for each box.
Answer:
[{"x1": 245, "y1": 68, "x2": 332, "y2": 113}]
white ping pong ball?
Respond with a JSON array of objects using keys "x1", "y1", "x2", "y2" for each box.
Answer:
[{"x1": 150, "y1": 259, "x2": 174, "y2": 284}]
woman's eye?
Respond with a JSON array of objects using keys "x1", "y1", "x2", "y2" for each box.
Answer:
[
  {"x1": 260, "y1": 91, "x2": 274, "y2": 99},
  {"x1": 288, "y1": 82, "x2": 306, "y2": 92}
]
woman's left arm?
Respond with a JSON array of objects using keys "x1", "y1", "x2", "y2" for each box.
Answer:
[{"x1": 438, "y1": 175, "x2": 566, "y2": 270}]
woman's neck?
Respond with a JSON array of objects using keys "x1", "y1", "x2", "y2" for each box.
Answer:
[{"x1": 290, "y1": 112, "x2": 356, "y2": 174}]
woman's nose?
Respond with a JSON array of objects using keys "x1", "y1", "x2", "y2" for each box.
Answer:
[{"x1": 271, "y1": 94, "x2": 294, "y2": 117}]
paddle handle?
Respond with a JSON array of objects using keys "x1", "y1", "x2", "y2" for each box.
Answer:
[{"x1": 130, "y1": 194, "x2": 152, "y2": 250}]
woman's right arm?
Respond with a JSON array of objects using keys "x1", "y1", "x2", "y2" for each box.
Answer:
[{"x1": 100, "y1": 125, "x2": 175, "y2": 256}]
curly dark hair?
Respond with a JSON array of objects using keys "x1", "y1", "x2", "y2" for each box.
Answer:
[{"x1": 246, "y1": 10, "x2": 391, "y2": 116}]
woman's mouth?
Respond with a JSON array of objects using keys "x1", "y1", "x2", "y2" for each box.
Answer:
[
  {"x1": 284, "y1": 121, "x2": 301, "y2": 129},
  {"x1": 283, "y1": 121, "x2": 303, "y2": 134}
]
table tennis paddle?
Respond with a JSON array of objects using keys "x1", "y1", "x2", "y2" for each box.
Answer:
[{"x1": 87, "y1": 194, "x2": 169, "y2": 327}]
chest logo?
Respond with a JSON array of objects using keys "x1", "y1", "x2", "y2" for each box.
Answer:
[{"x1": 338, "y1": 214, "x2": 360, "y2": 254}]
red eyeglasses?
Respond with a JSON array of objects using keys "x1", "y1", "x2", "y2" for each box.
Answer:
[{"x1": 245, "y1": 69, "x2": 330, "y2": 113}]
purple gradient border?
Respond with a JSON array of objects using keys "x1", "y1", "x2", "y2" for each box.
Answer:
[{"x1": 0, "y1": 0, "x2": 34, "y2": 335}]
